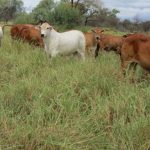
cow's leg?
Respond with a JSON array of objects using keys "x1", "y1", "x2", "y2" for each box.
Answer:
[
  {"x1": 128, "y1": 62, "x2": 138, "y2": 82},
  {"x1": 77, "y1": 49, "x2": 85, "y2": 61},
  {"x1": 86, "y1": 47, "x2": 90, "y2": 56},
  {"x1": 129, "y1": 62, "x2": 137, "y2": 74},
  {"x1": 50, "y1": 49, "x2": 59, "y2": 59},
  {"x1": 140, "y1": 69, "x2": 150, "y2": 81},
  {"x1": 0, "y1": 38, "x2": 2, "y2": 47},
  {"x1": 80, "y1": 52, "x2": 85, "y2": 60},
  {"x1": 120, "y1": 59, "x2": 130, "y2": 76},
  {"x1": 95, "y1": 44, "x2": 100, "y2": 58}
]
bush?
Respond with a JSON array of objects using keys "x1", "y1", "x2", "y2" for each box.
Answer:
[
  {"x1": 31, "y1": 0, "x2": 55, "y2": 22},
  {"x1": 52, "y1": 3, "x2": 82, "y2": 28},
  {"x1": 14, "y1": 12, "x2": 36, "y2": 24}
]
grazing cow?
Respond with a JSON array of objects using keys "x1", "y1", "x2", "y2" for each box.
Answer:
[
  {"x1": 92, "y1": 28, "x2": 124, "y2": 58},
  {"x1": 10, "y1": 24, "x2": 43, "y2": 48},
  {"x1": 0, "y1": 25, "x2": 4, "y2": 47},
  {"x1": 40, "y1": 21, "x2": 86, "y2": 60},
  {"x1": 20, "y1": 27, "x2": 44, "y2": 48},
  {"x1": 84, "y1": 31, "x2": 100, "y2": 56},
  {"x1": 120, "y1": 33, "x2": 150, "y2": 76}
]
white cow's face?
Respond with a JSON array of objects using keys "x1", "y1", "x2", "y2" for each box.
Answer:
[{"x1": 40, "y1": 22, "x2": 53, "y2": 38}]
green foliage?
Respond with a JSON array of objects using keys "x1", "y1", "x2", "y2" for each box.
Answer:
[
  {"x1": 0, "y1": 0, "x2": 24, "y2": 22},
  {"x1": 14, "y1": 12, "x2": 36, "y2": 24},
  {"x1": 0, "y1": 0, "x2": 8, "y2": 6},
  {"x1": 31, "y1": 0, "x2": 55, "y2": 21},
  {"x1": 52, "y1": 3, "x2": 82, "y2": 28},
  {"x1": 31, "y1": 1, "x2": 82, "y2": 28},
  {"x1": 0, "y1": 27, "x2": 149, "y2": 150}
]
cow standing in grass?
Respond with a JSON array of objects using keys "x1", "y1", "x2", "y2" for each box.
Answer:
[
  {"x1": 10, "y1": 24, "x2": 44, "y2": 48},
  {"x1": 20, "y1": 26, "x2": 44, "y2": 48},
  {"x1": 40, "y1": 21, "x2": 86, "y2": 60},
  {"x1": 120, "y1": 33, "x2": 150, "y2": 76},
  {"x1": 92, "y1": 28, "x2": 124, "y2": 58}
]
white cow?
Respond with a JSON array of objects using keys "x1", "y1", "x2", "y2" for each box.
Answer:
[
  {"x1": 40, "y1": 22, "x2": 85, "y2": 60},
  {"x1": 0, "y1": 25, "x2": 4, "y2": 47}
]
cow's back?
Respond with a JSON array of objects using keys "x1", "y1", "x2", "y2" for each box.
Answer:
[
  {"x1": 10, "y1": 24, "x2": 34, "y2": 39},
  {"x1": 10, "y1": 24, "x2": 44, "y2": 48}
]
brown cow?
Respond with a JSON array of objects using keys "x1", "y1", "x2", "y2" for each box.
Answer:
[
  {"x1": 92, "y1": 28, "x2": 124, "y2": 58},
  {"x1": 20, "y1": 27, "x2": 44, "y2": 48},
  {"x1": 10, "y1": 24, "x2": 43, "y2": 48},
  {"x1": 120, "y1": 33, "x2": 150, "y2": 76},
  {"x1": 10, "y1": 24, "x2": 34, "y2": 40}
]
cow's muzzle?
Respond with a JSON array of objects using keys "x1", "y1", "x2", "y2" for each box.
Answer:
[{"x1": 41, "y1": 34, "x2": 44, "y2": 38}]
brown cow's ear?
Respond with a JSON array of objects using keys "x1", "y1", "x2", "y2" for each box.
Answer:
[
  {"x1": 91, "y1": 29, "x2": 96, "y2": 33},
  {"x1": 123, "y1": 35, "x2": 128, "y2": 38},
  {"x1": 123, "y1": 34, "x2": 133, "y2": 38},
  {"x1": 101, "y1": 30, "x2": 105, "y2": 33}
]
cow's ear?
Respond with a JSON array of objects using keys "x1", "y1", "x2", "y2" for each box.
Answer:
[
  {"x1": 38, "y1": 19, "x2": 43, "y2": 25},
  {"x1": 101, "y1": 30, "x2": 105, "y2": 33},
  {"x1": 91, "y1": 29, "x2": 96, "y2": 33},
  {"x1": 123, "y1": 34, "x2": 132, "y2": 38},
  {"x1": 123, "y1": 34, "x2": 128, "y2": 38}
]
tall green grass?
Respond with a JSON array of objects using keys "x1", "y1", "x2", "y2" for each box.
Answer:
[{"x1": 0, "y1": 28, "x2": 149, "y2": 150}]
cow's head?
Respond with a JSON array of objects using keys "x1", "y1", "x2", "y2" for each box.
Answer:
[
  {"x1": 39, "y1": 21, "x2": 53, "y2": 38},
  {"x1": 91, "y1": 28, "x2": 105, "y2": 43},
  {"x1": 92, "y1": 28, "x2": 105, "y2": 35}
]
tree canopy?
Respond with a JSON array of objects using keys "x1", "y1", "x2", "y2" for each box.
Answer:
[{"x1": 0, "y1": 0, "x2": 24, "y2": 22}]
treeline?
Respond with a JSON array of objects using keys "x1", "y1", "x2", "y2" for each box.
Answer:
[{"x1": 0, "y1": 0, "x2": 150, "y2": 32}]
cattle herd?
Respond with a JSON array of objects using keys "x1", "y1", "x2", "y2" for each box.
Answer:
[{"x1": 0, "y1": 21, "x2": 150, "y2": 79}]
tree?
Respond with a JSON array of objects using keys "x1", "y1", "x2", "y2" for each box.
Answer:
[
  {"x1": 53, "y1": 2, "x2": 82, "y2": 28},
  {"x1": 62, "y1": 0, "x2": 103, "y2": 26},
  {"x1": 31, "y1": 0, "x2": 55, "y2": 21},
  {"x1": 141, "y1": 21, "x2": 150, "y2": 32},
  {"x1": 133, "y1": 14, "x2": 141, "y2": 24},
  {"x1": 0, "y1": 0, "x2": 23, "y2": 22}
]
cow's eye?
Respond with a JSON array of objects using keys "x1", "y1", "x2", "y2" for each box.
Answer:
[{"x1": 47, "y1": 27, "x2": 50, "y2": 29}]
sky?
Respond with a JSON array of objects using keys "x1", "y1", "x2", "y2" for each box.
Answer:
[{"x1": 22, "y1": 0, "x2": 150, "y2": 21}]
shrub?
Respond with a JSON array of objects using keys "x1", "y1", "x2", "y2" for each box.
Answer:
[
  {"x1": 14, "y1": 12, "x2": 36, "y2": 24},
  {"x1": 52, "y1": 3, "x2": 82, "y2": 28}
]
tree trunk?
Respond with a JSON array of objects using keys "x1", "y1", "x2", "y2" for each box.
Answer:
[
  {"x1": 75, "y1": 0, "x2": 80, "y2": 8},
  {"x1": 71, "y1": 0, "x2": 74, "y2": 7},
  {"x1": 84, "y1": 17, "x2": 88, "y2": 26}
]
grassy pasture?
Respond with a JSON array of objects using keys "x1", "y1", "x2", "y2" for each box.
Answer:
[{"x1": 0, "y1": 28, "x2": 149, "y2": 150}]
